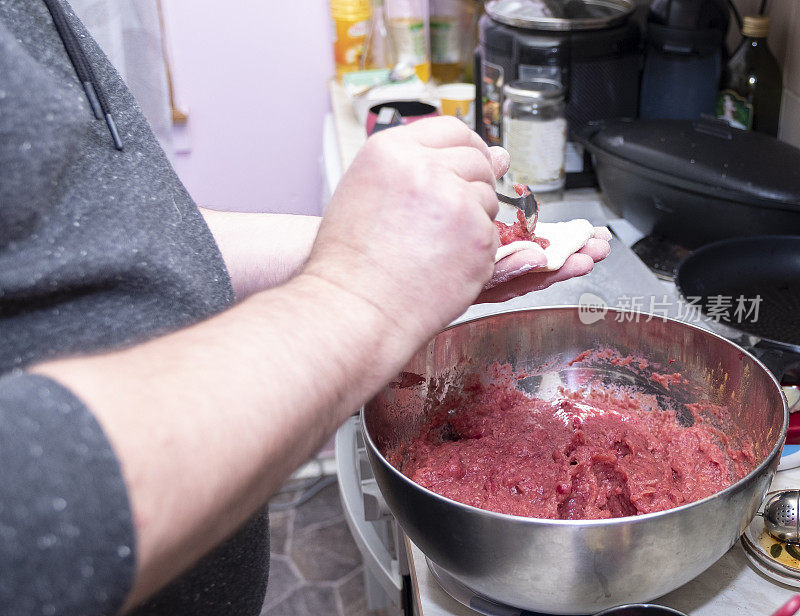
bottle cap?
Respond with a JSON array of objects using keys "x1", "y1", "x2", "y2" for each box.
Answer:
[
  {"x1": 330, "y1": 0, "x2": 371, "y2": 20},
  {"x1": 742, "y1": 15, "x2": 770, "y2": 38}
]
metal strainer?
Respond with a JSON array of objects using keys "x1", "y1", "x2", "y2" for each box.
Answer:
[{"x1": 764, "y1": 490, "x2": 800, "y2": 543}]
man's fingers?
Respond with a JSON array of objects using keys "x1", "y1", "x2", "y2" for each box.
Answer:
[
  {"x1": 489, "y1": 147, "x2": 510, "y2": 180},
  {"x1": 440, "y1": 147, "x2": 496, "y2": 187},
  {"x1": 487, "y1": 247, "x2": 547, "y2": 288},
  {"x1": 577, "y1": 238, "x2": 611, "y2": 262},
  {"x1": 476, "y1": 226, "x2": 610, "y2": 304},
  {"x1": 491, "y1": 235, "x2": 610, "y2": 281},
  {"x1": 468, "y1": 181, "x2": 500, "y2": 220},
  {"x1": 477, "y1": 253, "x2": 595, "y2": 303},
  {"x1": 592, "y1": 226, "x2": 612, "y2": 241},
  {"x1": 404, "y1": 117, "x2": 492, "y2": 164},
  {"x1": 551, "y1": 253, "x2": 595, "y2": 280}
]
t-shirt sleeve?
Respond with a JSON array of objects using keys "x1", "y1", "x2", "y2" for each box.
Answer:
[{"x1": 0, "y1": 373, "x2": 135, "y2": 615}]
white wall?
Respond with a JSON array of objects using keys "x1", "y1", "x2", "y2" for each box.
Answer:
[{"x1": 161, "y1": 2, "x2": 334, "y2": 215}]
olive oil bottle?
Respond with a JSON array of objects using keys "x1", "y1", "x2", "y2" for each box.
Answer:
[{"x1": 716, "y1": 16, "x2": 783, "y2": 136}]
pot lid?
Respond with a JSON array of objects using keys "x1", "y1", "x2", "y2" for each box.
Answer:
[
  {"x1": 485, "y1": 0, "x2": 635, "y2": 31},
  {"x1": 579, "y1": 118, "x2": 800, "y2": 209}
]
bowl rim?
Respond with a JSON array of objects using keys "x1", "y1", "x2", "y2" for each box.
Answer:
[{"x1": 362, "y1": 305, "x2": 789, "y2": 528}]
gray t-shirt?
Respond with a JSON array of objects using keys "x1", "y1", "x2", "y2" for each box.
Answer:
[{"x1": 0, "y1": 0, "x2": 268, "y2": 613}]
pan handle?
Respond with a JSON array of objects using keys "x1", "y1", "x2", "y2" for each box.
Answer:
[
  {"x1": 574, "y1": 120, "x2": 605, "y2": 144},
  {"x1": 692, "y1": 116, "x2": 735, "y2": 140},
  {"x1": 751, "y1": 341, "x2": 800, "y2": 382}
]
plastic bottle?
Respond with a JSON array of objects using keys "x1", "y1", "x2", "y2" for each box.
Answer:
[
  {"x1": 430, "y1": 0, "x2": 462, "y2": 82},
  {"x1": 430, "y1": 0, "x2": 482, "y2": 83},
  {"x1": 362, "y1": 0, "x2": 393, "y2": 70},
  {"x1": 385, "y1": 0, "x2": 431, "y2": 82},
  {"x1": 716, "y1": 16, "x2": 783, "y2": 136},
  {"x1": 330, "y1": 0, "x2": 372, "y2": 80},
  {"x1": 460, "y1": 0, "x2": 483, "y2": 84}
]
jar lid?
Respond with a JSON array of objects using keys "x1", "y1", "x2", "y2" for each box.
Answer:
[
  {"x1": 485, "y1": 0, "x2": 634, "y2": 31},
  {"x1": 742, "y1": 15, "x2": 770, "y2": 38},
  {"x1": 504, "y1": 79, "x2": 564, "y2": 102},
  {"x1": 330, "y1": 0, "x2": 370, "y2": 19}
]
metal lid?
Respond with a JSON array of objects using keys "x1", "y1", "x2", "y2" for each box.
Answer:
[
  {"x1": 485, "y1": 0, "x2": 635, "y2": 31},
  {"x1": 503, "y1": 78, "x2": 564, "y2": 102}
]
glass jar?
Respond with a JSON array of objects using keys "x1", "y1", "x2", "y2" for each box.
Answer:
[{"x1": 502, "y1": 79, "x2": 567, "y2": 192}]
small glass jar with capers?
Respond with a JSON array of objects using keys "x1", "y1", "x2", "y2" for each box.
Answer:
[{"x1": 502, "y1": 79, "x2": 567, "y2": 192}]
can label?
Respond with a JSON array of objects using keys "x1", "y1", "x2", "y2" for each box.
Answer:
[
  {"x1": 430, "y1": 17, "x2": 460, "y2": 64},
  {"x1": 480, "y1": 60, "x2": 504, "y2": 146},
  {"x1": 504, "y1": 116, "x2": 568, "y2": 190},
  {"x1": 716, "y1": 89, "x2": 753, "y2": 130},
  {"x1": 388, "y1": 18, "x2": 426, "y2": 65}
]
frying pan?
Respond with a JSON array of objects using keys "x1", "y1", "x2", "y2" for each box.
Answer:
[
  {"x1": 676, "y1": 236, "x2": 800, "y2": 356},
  {"x1": 677, "y1": 236, "x2": 800, "y2": 446}
]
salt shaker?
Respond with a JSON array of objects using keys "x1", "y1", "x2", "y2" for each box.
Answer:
[{"x1": 502, "y1": 79, "x2": 567, "y2": 192}]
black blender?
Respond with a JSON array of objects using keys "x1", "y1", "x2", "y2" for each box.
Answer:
[{"x1": 639, "y1": 0, "x2": 730, "y2": 120}]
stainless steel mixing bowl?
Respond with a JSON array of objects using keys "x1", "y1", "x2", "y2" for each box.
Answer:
[{"x1": 362, "y1": 307, "x2": 787, "y2": 614}]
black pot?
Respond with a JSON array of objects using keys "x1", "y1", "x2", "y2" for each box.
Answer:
[{"x1": 576, "y1": 117, "x2": 800, "y2": 248}]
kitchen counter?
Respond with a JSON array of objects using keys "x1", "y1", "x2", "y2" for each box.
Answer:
[{"x1": 327, "y1": 82, "x2": 800, "y2": 616}]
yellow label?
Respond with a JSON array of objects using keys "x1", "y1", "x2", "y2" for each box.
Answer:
[{"x1": 333, "y1": 17, "x2": 369, "y2": 79}]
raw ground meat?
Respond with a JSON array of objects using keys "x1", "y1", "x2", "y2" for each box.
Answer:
[
  {"x1": 494, "y1": 210, "x2": 551, "y2": 250},
  {"x1": 387, "y1": 371, "x2": 754, "y2": 521},
  {"x1": 651, "y1": 372, "x2": 686, "y2": 390}
]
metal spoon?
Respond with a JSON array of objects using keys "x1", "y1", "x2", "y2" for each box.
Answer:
[
  {"x1": 496, "y1": 182, "x2": 539, "y2": 232},
  {"x1": 352, "y1": 62, "x2": 416, "y2": 98}
]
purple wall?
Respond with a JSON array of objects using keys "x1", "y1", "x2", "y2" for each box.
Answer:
[{"x1": 161, "y1": 2, "x2": 334, "y2": 215}]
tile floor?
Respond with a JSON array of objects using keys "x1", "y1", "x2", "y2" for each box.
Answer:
[{"x1": 261, "y1": 478, "x2": 369, "y2": 616}]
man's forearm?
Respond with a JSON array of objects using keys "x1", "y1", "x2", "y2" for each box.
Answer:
[
  {"x1": 31, "y1": 273, "x2": 411, "y2": 611},
  {"x1": 200, "y1": 208, "x2": 321, "y2": 300}
]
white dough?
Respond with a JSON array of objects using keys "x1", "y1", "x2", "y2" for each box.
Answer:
[{"x1": 494, "y1": 219, "x2": 595, "y2": 271}]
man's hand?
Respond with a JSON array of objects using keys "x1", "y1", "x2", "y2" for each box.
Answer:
[
  {"x1": 479, "y1": 227, "x2": 612, "y2": 303},
  {"x1": 304, "y1": 116, "x2": 508, "y2": 344}
]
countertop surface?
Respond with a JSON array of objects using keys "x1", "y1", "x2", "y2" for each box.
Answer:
[{"x1": 327, "y1": 81, "x2": 799, "y2": 616}]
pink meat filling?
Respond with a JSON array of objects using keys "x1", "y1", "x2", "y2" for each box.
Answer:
[{"x1": 388, "y1": 380, "x2": 753, "y2": 520}]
